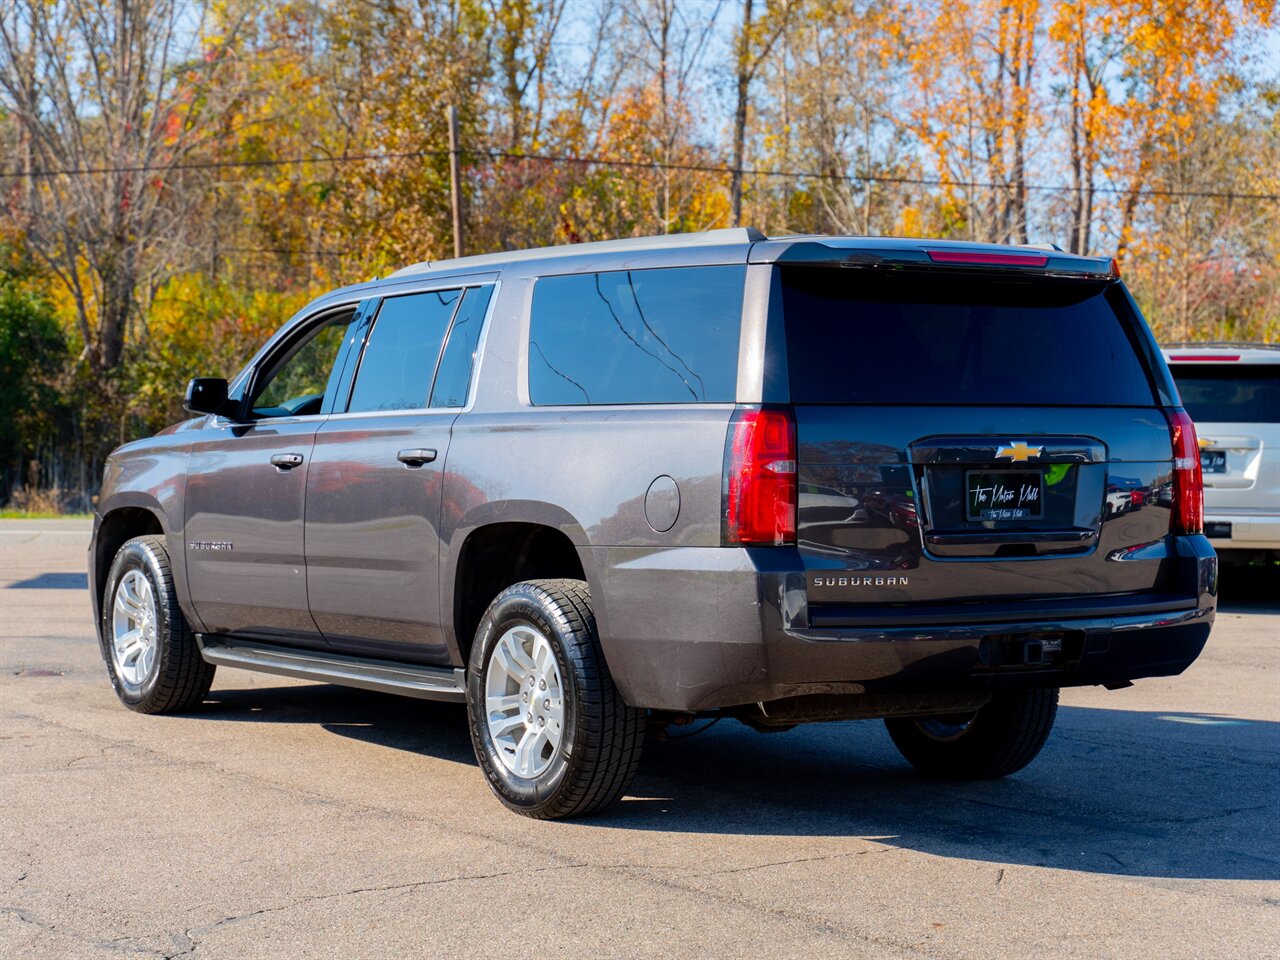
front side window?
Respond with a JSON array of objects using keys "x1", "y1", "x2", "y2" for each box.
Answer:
[
  {"x1": 528, "y1": 265, "x2": 746, "y2": 405},
  {"x1": 251, "y1": 311, "x2": 354, "y2": 419},
  {"x1": 347, "y1": 289, "x2": 461, "y2": 413}
]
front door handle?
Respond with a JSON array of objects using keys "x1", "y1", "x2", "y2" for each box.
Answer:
[
  {"x1": 397, "y1": 448, "x2": 437, "y2": 467},
  {"x1": 270, "y1": 453, "x2": 304, "y2": 470}
]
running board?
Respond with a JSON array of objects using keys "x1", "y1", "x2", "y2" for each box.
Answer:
[{"x1": 196, "y1": 636, "x2": 467, "y2": 703}]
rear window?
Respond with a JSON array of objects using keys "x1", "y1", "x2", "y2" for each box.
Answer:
[
  {"x1": 780, "y1": 269, "x2": 1156, "y2": 406},
  {"x1": 1171, "y1": 364, "x2": 1280, "y2": 423},
  {"x1": 529, "y1": 265, "x2": 745, "y2": 405}
]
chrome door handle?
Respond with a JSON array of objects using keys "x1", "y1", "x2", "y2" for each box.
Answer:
[
  {"x1": 270, "y1": 453, "x2": 304, "y2": 470},
  {"x1": 397, "y1": 448, "x2": 437, "y2": 466}
]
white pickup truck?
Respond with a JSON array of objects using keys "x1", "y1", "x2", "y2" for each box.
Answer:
[{"x1": 1163, "y1": 343, "x2": 1280, "y2": 565}]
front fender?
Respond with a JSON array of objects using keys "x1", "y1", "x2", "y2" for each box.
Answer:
[{"x1": 91, "y1": 438, "x2": 194, "y2": 629}]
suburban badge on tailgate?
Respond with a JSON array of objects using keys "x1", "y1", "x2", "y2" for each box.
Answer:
[
  {"x1": 812, "y1": 576, "x2": 909, "y2": 587},
  {"x1": 994, "y1": 441, "x2": 1043, "y2": 462}
]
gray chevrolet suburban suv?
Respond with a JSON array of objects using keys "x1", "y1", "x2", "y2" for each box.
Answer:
[{"x1": 90, "y1": 229, "x2": 1216, "y2": 819}]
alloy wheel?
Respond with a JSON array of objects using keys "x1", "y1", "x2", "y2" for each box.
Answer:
[{"x1": 484, "y1": 624, "x2": 566, "y2": 778}]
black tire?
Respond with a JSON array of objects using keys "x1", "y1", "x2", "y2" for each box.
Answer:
[
  {"x1": 100, "y1": 535, "x2": 215, "y2": 714},
  {"x1": 466, "y1": 579, "x2": 644, "y2": 820},
  {"x1": 884, "y1": 688, "x2": 1059, "y2": 779}
]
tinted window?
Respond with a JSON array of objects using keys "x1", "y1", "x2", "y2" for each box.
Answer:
[
  {"x1": 1172, "y1": 364, "x2": 1280, "y2": 423},
  {"x1": 348, "y1": 289, "x2": 460, "y2": 413},
  {"x1": 430, "y1": 285, "x2": 493, "y2": 408},
  {"x1": 780, "y1": 269, "x2": 1156, "y2": 406},
  {"x1": 529, "y1": 265, "x2": 745, "y2": 405},
  {"x1": 252, "y1": 312, "x2": 353, "y2": 418}
]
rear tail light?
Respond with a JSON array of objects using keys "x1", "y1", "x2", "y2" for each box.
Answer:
[
  {"x1": 723, "y1": 406, "x2": 796, "y2": 545},
  {"x1": 1165, "y1": 408, "x2": 1204, "y2": 535}
]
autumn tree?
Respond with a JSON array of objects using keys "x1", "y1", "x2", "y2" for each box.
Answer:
[
  {"x1": 729, "y1": 0, "x2": 795, "y2": 225},
  {"x1": 1049, "y1": 0, "x2": 1273, "y2": 260},
  {"x1": 754, "y1": 1, "x2": 914, "y2": 236},
  {"x1": 0, "y1": 0, "x2": 247, "y2": 373},
  {"x1": 902, "y1": 0, "x2": 1041, "y2": 244}
]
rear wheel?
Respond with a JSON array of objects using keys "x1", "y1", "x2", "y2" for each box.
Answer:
[
  {"x1": 884, "y1": 688, "x2": 1058, "y2": 779},
  {"x1": 466, "y1": 579, "x2": 644, "y2": 819},
  {"x1": 100, "y1": 535, "x2": 215, "y2": 713}
]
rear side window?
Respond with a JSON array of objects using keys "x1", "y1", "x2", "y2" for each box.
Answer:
[
  {"x1": 430, "y1": 285, "x2": 493, "y2": 409},
  {"x1": 780, "y1": 269, "x2": 1156, "y2": 406},
  {"x1": 347, "y1": 289, "x2": 460, "y2": 412},
  {"x1": 1171, "y1": 364, "x2": 1280, "y2": 423},
  {"x1": 529, "y1": 265, "x2": 745, "y2": 405}
]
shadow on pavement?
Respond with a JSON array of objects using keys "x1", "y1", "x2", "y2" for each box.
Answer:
[
  {"x1": 606, "y1": 705, "x2": 1278, "y2": 883},
  {"x1": 201, "y1": 684, "x2": 475, "y2": 766},
  {"x1": 8, "y1": 572, "x2": 89, "y2": 589},
  {"x1": 1217, "y1": 561, "x2": 1280, "y2": 613},
  {"x1": 195, "y1": 680, "x2": 1278, "y2": 883}
]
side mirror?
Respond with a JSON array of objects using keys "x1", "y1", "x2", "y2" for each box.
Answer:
[{"x1": 184, "y1": 377, "x2": 232, "y2": 416}]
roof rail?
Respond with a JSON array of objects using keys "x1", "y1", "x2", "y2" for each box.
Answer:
[{"x1": 388, "y1": 227, "x2": 767, "y2": 278}]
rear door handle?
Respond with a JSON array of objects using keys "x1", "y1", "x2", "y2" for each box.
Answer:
[
  {"x1": 270, "y1": 453, "x2": 304, "y2": 470},
  {"x1": 397, "y1": 448, "x2": 437, "y2": 466}
]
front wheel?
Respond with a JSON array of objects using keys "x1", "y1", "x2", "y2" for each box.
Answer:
[
  {"x1": 466, "y1": 579, "x2": 644, "y2": 819},
  {"x1": 884, "y1": 688, "x2": 1059, "y2": 779},
  {"x1": 100, "y1": 535, "x2": 216, "y2": 713}
]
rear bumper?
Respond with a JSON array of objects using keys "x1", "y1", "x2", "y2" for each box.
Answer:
[
  {"x1": 1204, "y1": 511, "x2": 1280, "y2": 552},
  {"x1": 590, "y1": 536, "x2": 1217, "y2": 713}
]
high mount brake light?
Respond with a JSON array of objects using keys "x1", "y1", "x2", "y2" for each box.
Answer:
[
  {"x1": 1165, "y1": 408, "x2": 1204, "y2": 536},
  {"x1": 925, "y1": 250, "x2": 1050, "y2": 268},
  {"x1": 1170, "y1": 354, "x2": 1240, "y2": 362},
  {"x1": 722, "y1": 407, "x2": 797, "y2": 546}
]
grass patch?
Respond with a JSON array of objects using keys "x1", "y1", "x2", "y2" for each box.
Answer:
[{"x1": 0, "y1": 511, "x2": 93, "y2": 520}]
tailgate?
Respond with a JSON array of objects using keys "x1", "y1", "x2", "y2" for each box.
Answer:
[
  {"x1": 777, "y1": 263, "x2": 1180, "y2": 613},
  {"x1": 796, "y1": 406, "x2": 1175, "y2": 606}
]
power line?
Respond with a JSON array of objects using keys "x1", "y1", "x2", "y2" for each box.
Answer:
[
  {"x1": 481, "y1": 150, "x2": 1280, "y2": 203},
  {"x1": 2, "y1": 146, "x2": 1275, "y2": 203},
  {"x1": 0, "y1": 149, "x2": 450, "y2": 178}
]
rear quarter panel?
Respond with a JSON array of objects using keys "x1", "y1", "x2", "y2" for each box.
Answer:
[{"x1": 439, "y1": 271, "x2": 739, "y2": 666}]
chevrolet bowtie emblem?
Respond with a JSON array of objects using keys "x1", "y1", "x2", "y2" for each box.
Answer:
[{"x1": 995, "y1": 441, "x2": 1043, "y2": 462}]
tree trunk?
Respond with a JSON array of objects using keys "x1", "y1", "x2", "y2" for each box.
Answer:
[{"x1": 730, "y1": 0, "x2": 754, "y2": 227}]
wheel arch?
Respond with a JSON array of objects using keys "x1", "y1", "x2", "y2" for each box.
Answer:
[
  {"x1": 445, "y1": 502, "x2": 599, "y2": 667},
  {"x1": 91, "y1": 503, "x2": 167, "y2": 632}
]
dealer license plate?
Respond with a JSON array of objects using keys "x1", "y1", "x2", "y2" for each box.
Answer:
[{"x1": 966, "y1": 471, "x2": 1044, "y2": 521}]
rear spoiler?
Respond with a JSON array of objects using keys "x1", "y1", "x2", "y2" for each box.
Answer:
[{"x1": 756, "y1": 240, "x2": 1118, "y2": 280}]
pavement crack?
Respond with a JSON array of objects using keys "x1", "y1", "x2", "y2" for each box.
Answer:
[
  {"x1": 685, "y1": 848, "x2": 890, "y2": 879},
  {"x1": 164, "y1": 862, "x2": 594, "y2": 955}
]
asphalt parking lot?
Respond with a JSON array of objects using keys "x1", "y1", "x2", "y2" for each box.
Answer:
[{"x1": 1, "y1": 519, "x2": 1277, "y2": 959}]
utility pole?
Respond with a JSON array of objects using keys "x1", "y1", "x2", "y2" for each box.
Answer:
[{"x1": 446, "y1": 104, "x2": 464, "y2": 260}]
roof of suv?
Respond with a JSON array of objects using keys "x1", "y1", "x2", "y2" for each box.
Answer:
[
  {"x1": 387, "y1": 227, "x2": 767, "y2": 277},
  {"x1": 1162, "y1": 343, "x2": 1280, "y2": 364},
  {"x1": 385, "y1": 229, "x2": 1115, "y2": 280}
]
